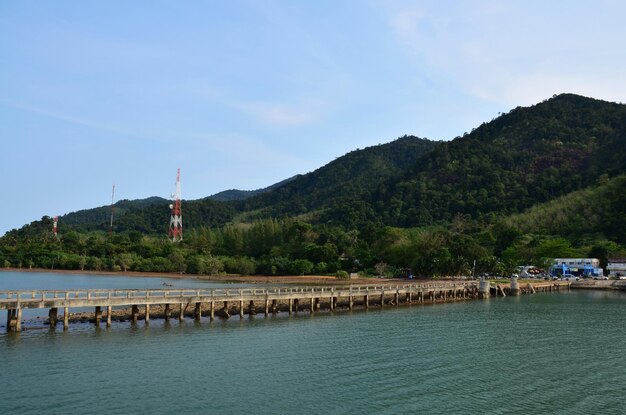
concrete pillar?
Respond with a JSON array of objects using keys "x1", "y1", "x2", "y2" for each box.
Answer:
[
  {"x1": 265, "y1": 299, "x2": 269, "y2": 316},
  {"x1": 380, "y1": 291, "x2": 385, "y2": 307},
  {"x1": 164, "y1": 304, "x2": 171, "y2": 321},
  {"x1": 510, "y1": 277, "x2": 520, "y2": 296},
  {"x1": 239, "y1": 300, "x2": 244, "y2": 318},
  {"x1": 478, "y1": 279, "x2": 490, "y2": 299},
  {"x1": 49, "y1": 307, "x2": 58, "y2": 328},
  {"x1": 195, "y1": 303, "x2": 202, "y2": 320},
  {"x1": 94, "y1": 306, "x2": 102, "y2": 326},
  {"x1": 210, "y1": 301, "x2": 215, "y2": 320},
  {"x1": 145, "y1": 304, "x2": 150, "y2": 324},
  {"x1": 288, "y1": 298, "x2": 293, "y2": 314},
  {"x1": 349, "y1": 296, "x2": 353, "y2": 310},
  {"x1": 315, "y1": 298, "x2": 320, "y2": 311},
  {"x1": 106, "y1": 306, "x2": 112, "y2": 327},
  {"x1": 364, "y1": 295, "x2": 369, "y2": 309},
  {"x1": 179, "y1": 303, "x2": 185, "y2": 321},
  {"x1": 310, "y1": 298, "x2": 315, "y2": 313},
  {"x1": 63, "y1": 307, "x2": 69, "y2": 330},
  {"x1": 16, "y1": 308, "x2": 22, "y2": 332},
  {"x1": 131, "y1": 305, "x2": 139, "y2": 324},
  {"x1": 294, "y1": 298, "x2": 299, "y2": 313}
]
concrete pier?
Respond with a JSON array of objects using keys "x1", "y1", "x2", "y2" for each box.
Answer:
[{"x1": 3, "y1": 281, "x2": 577, "y2": 333}]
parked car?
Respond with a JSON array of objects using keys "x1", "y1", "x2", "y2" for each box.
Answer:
[{"x1": 562, "y1": 274, "x2": 579, "y2": 281}]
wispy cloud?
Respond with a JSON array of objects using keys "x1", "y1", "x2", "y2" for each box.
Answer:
[{"x1": 383, "y1": 1, "x2": 626, "y2": 106}]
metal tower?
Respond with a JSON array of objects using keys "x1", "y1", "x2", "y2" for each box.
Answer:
[
  {"x1": 169, "y1": 168, "x2": 183, "y2": 242},
  {"x1": 53, "y1": 216, "x2": 59, "y2": 240},
  {"x1": 109, "y1": 183, "x2": 116, "y2": 236}
]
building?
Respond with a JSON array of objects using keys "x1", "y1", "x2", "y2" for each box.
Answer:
[
  {"x1": 607, "y1": 258, "x2": 626, "y2": 278},
  {"x1": 550, "y1": 258, "x2": 603, "y2": 278}
]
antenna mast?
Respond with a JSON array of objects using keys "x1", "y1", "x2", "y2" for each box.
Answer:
[
  {"x1": 53, "y1": 216, "x2": 59, "y2": 240},
  {"x1": 109, "y1": 183, "x2": 116, "y2": 236},
  {"x1": 169, "y1": 168, "x2": 183, "y2": 242}
]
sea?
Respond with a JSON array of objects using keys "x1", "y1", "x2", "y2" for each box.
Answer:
[{"x1": 1, "y1": 271, "x2": 625, "y2": 414}]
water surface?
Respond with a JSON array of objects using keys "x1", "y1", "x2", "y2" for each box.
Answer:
[{"x1": 1, "y1": 272, "x2": 625, "y2": 414}]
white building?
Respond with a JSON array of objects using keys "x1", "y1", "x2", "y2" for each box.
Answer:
[{"x1": 607, "y1": 258, "x2": 626, "y2": 278}]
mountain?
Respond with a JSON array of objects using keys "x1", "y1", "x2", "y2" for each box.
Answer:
[
  {"x1": 362, "y1": 93, "x2": 626, "y2": 227},
  {"x1": 236, "y1": 135, "x2": 440, "y2": 222},
  {"x1": 5, "y1": 94, "x2": 626, "y2": 236},
  {"x1": 206, "y1": 176, "x2": 300, "y2": 202},
  {"x1": 3, "y1": 93, "x2": 626, "y2": 276}
]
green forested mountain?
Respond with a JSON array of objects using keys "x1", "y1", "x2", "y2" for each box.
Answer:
[
  {"x1": 366, "y1": 93, "x2": 626, "y2": 227},
  {"x1": 236, "y1": 136, "x2": 439, "y2": 222},
  {"x1": 2, "y1": 94, "x2": 625, "y2": 277}
]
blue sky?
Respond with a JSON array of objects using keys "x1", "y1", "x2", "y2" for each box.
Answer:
[{"x1": 1, "y1": 0, "x2": 625, "y2": 235}]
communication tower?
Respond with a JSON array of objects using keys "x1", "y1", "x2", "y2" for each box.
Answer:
[
  {"x1": 109, "y1": 183, "x2": 116, "y2": 236},
  {"x1": 53, "y1": 216, "x2": 59, "y2": 240},
  {"x1": 169, "y1": 168, "x2": 183, "y2": 242}
]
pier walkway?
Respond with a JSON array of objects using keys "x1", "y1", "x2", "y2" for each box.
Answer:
[
  {"x1": 1, "y1": 280, "x2": 571, "y2": 332},
  {"x1": 2, "y1": 282, "x2": 478, "y2": 331}
]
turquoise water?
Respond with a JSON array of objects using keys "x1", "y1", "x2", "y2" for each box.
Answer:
[{"x1": 1, "y1": 273, "x2": 625, "y2": 414}]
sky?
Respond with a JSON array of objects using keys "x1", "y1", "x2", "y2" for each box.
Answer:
[{"x1": 1, "y1": 0, "x2": 625, "y2": 235}]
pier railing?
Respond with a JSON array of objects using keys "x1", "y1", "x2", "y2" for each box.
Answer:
[{"x1": 0, "y1": 281, "x2": 476, "y2": 307}]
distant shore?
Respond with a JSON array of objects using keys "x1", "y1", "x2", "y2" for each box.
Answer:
[{"x1": 0, "y1": 267, "x2": 400, "y2": 285}]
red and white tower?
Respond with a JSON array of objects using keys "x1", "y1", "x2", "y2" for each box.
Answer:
[
  {"x1": 53, "y1": 216, "x2": 59, "y2": 240},
  {"x1": 169, "y1": 168, "x2": 183, "y2": 242}
]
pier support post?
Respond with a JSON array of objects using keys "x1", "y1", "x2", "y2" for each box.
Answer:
[
  {"x1": 310, "y1": 298, "x2": 315, "y2": 313},
  {"x1": 63, "y1": 307, "x2": 69, "y2": 330},
  {"x1": 131, "y1": 305, "x2": 139, "y2": 324},
  {"x1": 380, "y1": 290, "x2": 385, "y2": 307},
  {"x1": 294, "y1": 298, "x2": 299, "y2": 313},
  {"x1": 94, "y1": 306, "x2": 102, "y2": 326},
  {"x1": 195, "y1": 303, "x2": 202, "y2": 320},
  {"x1": 16, "y1": 308, "x2": 22, "y2": 332},
  {"x1": 364, "y1": 295, "x2": 369, "y2": 309},
  {"x1": 272, "y1": 299, "x2": 278, "y2": 314},
  {"x1": 164, "y1": 304, "x2": 171, "y2": 321},
  {"x1": 179, "y1": 303, "x2": 185, "y2": 321},
  {"x1": 210, "y1": 301, "x2": 215, "y2": 320},
  {"x1": 264, "y1": 299, "x2": 269, "y2": 316},
  {"x1": 394, "y1": 290, "x2": 399, "y2": 306},
  {"x1": 478, "y1": 279, "x2": 490, "y2": 299},
  {"x1": 145, "y1": 304, "x2": 150, "y2": 324},
  {"x1": 106, "y1": 306, "x2": 112, "y2": 327},
  {"x1": 349, "y1": 296, "x2": 353, "y2": 310},
  {"x1": 288, "y1": 298, "x2": 293, "y2": 314},
  {"x1": 49, "y1": 307, "x2": 58, "y2": 328},
  {"x1": 239, "y1": 300, "x2": 244, "y2": 318},
  {"x1": 249, "y1": 300, "x2": 256, "y2": 315},
  {"x1": 510, "y1": 277, "x2": 520, "y2": 296}
]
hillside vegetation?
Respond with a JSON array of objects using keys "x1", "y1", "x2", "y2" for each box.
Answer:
[{"x1": 2, "y1": 94, "x2": 625, "y2": 277}]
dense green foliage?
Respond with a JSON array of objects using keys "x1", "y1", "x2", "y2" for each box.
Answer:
[{"x1": 2, "y1": 94, "x2": 625, "y2": 277}]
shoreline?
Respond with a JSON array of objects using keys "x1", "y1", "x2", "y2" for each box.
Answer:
[{"x1": 0, "y1": 267, "x2": 404, "y2": 285}]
